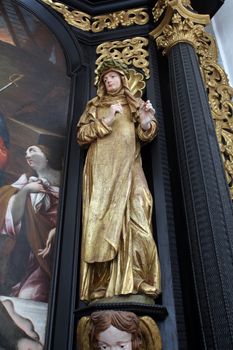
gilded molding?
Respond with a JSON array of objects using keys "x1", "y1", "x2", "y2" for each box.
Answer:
[
  {"x1": 152, "y1": 0, "x2": 168, "y2": 23},
  {"x1": 150, "y1": 0, "x2": 210, "y2": 55},
  {"x1": 152, "y1": 0, "x2": 193, "y2": 23},
  {"x1": 41, "y1": 0, "x2": 91, "y2": 31},
  {"x1": 95, "y1": 37, "x2": 150, "y2": 81},
  {"x1": 41, "y1": 0, "x2": 149, "y2": 32}
]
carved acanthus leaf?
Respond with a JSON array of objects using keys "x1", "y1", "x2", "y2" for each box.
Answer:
[{"x1": 156, "y1": 13, "x2": 206, "y2": 55}]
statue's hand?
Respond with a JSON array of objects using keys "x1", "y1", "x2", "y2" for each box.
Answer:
[
  {"x1": 104, "y1": 103, "x2": 123, "y2": 126},
  {"x1": 139, "y1": 100, "x2": 155, "y2": 130}
]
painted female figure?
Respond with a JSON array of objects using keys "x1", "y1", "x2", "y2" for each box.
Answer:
[
  {"x1": 77, "y1": 60, "x2": 161, "y2": 302},
  {"x1": 0, "y1": 144, "x2": 60, "y2": 301}
]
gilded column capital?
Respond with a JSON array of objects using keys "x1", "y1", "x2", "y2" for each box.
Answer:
[{"x1": 150, "y1": 0, "x2": 210, "y2": 55}]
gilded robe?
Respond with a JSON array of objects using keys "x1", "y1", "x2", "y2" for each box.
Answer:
[{"x1": 77, "y1": 91, "x2": 161, "y2": 301}]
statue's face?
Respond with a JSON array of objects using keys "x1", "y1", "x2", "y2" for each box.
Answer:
[
  {"x1": 103, "y1": 71, "x2": 122, "y2": 93},
  {"x1": 97, "y1": 325, "x2": 132, "y2": 350}
]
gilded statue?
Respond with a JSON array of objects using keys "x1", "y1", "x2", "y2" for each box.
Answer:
[{"x1": 77, "y1": 59, "x2": 161, "y2": 302}]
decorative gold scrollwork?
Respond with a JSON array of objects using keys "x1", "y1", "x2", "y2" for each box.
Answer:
[
  {"x1": 95, "y1": 37, "x2": 150, "y2": 80},
  {"x1": 41, "y1": 0, "x2": 149, "y2": 32},
  {"x1": 92, "y1": 9, "x2": 149, "y2": 32},
  {"x1": 197, "y1": 31, "x2": 233, "y2": 198},
  {"x1": 41, "y1": 0, "x2": 91, "y2": 31}
]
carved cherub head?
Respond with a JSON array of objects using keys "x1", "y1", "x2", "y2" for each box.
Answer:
[{"x1": 90, "y1": 310, "x2": 142, "y2": 350}]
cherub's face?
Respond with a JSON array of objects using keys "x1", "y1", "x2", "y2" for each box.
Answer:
[
  {"x1": 97, "y1": 325, "x2": 132, "y2": 350},
  {"x1": 103, "y1": 71, "x2": 122, "y2": 93}
]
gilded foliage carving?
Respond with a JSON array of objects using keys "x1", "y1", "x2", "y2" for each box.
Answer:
[
  {"x1": 95, "y1": 37, "x2": 150, "y2": 81},
  {"x1": 196, "y1": 31, "x2": 233, "y2": 198},
  {"x1": 41, "y1": 0, "x2": 149, "y2": 32},
  {"x1": 156, "y1": 13, "x2": 206, "y2": 55}
]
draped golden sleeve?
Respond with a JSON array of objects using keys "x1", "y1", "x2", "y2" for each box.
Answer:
[{"x1": 77, "y1": 60, "x2": 161, "y2": 302}]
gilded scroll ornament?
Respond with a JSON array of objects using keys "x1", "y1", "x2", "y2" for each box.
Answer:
[
  {"x1": 41, "y1": 0, "x2": 149, "y2": 32},
  {"x1": 196, "y1": 32, "x2": 233, "y2": 198},
  {"x1": 92, "y1": 9, "x2": 149, "y2": 32},
  {"x1": 41, "y1": 0, "x2": 91, "y2": 31},
  {"x1": 95, "y1": 37, "x2": 150, "y2": 87},
  {"x1": 77, "y1": 311, "x2": 162, "y2": 349}
]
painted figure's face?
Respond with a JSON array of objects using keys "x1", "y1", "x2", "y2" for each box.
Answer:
[
  {"x1": 97, "y1": 325, "x2": 132, "y2": 350},
  {"x1": 25, "y1": 145, "x2": 47, "y2": 172},
  {"x1": 103, "y1": 71, "x2": 122, "y2": 93}
]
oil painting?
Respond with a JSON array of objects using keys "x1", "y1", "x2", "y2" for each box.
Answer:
[{"x1": 0, "y1": 1, "x2": 70, "y2": 348}]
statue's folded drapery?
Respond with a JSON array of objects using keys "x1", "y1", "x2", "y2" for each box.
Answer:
[{"x1": 77, "y1": 90, "x2": 161, "y2": 301}]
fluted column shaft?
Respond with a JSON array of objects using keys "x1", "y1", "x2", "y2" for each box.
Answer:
[{"x1": 168, "y1": 41, "x2": 233, "y2": 349}]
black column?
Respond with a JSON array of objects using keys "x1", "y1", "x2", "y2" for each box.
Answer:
[{"x1": 168, "y1": 42, "x2": 233, "y2": 349}]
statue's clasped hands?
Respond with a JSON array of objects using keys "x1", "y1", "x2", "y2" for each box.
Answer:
[{"x1": 104, "y1": 103, "x2": 123, "y2": 126}]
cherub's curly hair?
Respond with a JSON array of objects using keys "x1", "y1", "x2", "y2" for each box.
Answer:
[{"x1": 90, "y1": 310, "x2": 142, "y2": 350}]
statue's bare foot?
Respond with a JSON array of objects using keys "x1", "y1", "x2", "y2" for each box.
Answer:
[
  {"x1": 17, "y1": 338, "x2": 43, "y2": 350},
  {"x1": 139, "y1": 282, "x2": 158, "y2": 296},
  {"x1": 2, "y1": 299, "x2": 40, "y2": 340}
]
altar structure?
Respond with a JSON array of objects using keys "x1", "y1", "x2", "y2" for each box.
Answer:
[{"x1": 0, "y1": 0, "x2": 233, "y2": 349}]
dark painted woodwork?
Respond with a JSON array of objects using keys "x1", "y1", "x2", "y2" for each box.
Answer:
[
  {"x1": 168, "y1": 42, "x2": 233, "y2": 349},
  {"x1": 57, "y1": 0, "x2": 155, "y2": 16},
  {"x1": 7, "y1": 1, "x2": 229, "y2": 349},
  {"x1": 61, "y1": 0, "x2": 224, "y2": 18}
]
